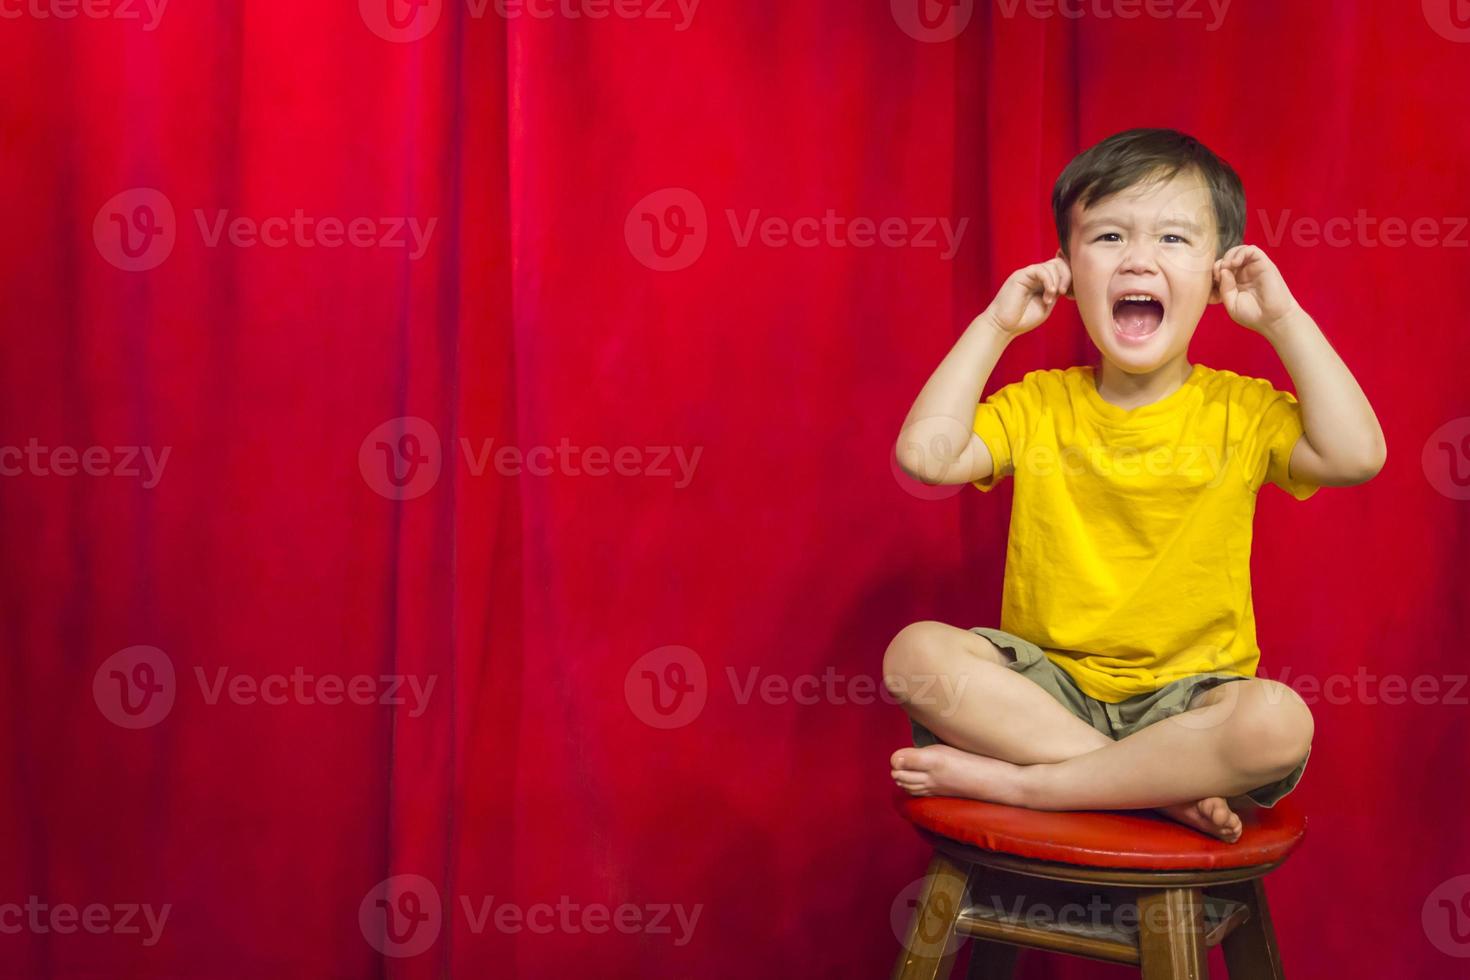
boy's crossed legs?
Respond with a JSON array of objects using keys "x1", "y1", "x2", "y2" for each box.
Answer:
[{"x1": 883, "y1": 622, "x2": 1315, "y2": 842}]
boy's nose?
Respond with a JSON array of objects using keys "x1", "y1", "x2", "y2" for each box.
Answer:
[{"x1": 1117, "y1": 244, "x2": 1160, "y2": 275}]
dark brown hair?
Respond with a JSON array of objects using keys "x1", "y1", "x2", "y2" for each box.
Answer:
[{"x1": 1052, "y1": 128, "x2": 1245, "y2": 257}]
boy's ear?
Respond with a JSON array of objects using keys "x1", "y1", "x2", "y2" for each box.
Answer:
[
  {"x1": 1054, "y1": 248, "x2": 1074, "y2": 298},
  {"x1": 1207, "y1": 255, "x2": 1224, "y2": 304}
]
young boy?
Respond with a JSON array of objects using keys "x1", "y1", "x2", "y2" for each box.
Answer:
[{"x1": 886, "y1": 128, "x2": 1385, "y2": 842}]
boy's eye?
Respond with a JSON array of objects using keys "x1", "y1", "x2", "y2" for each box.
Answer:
[
  {"x1": 1095, "y1": 232, "x2": 1122, "y2": 242},
  {"x1": 1162, "y1": 234, "x2": 1187, "y2": 244}
]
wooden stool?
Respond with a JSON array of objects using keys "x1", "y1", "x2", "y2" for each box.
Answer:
[{"x1": 891, "y1": 791, "x2": 1307, "y2": 979}]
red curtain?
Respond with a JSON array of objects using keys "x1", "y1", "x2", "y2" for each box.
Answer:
[{"x1": 2, "y1": 2, "x2": 1466, "y2": 977}]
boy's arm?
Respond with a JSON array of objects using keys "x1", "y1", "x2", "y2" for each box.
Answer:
[
  {"x1": 1263, "y1": 308, "x2": 1387, "y2": 486},
  {"x1": 896, "y1": 257, "x2": 1070, "y2": 486},
  {"x1": 895, "y1": 314, "x2": 1014, "y2": 486},
  {"x1": 1214, "y1": 245, "x2": 1387, "y2": 486}
]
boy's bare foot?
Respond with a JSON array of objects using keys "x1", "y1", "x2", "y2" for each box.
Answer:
[
  {"x1": 1156, "y1": 797, "x2": 1242, "y2": 843},
  {"x1": 890, "y1": 745, "x2": 1244, "y2": 843},
  {"x1": 889, "y1": 745, "x2": 1028, "y2": 806}
]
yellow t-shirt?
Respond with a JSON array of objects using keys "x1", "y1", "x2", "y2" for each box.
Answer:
[{"x1": 971, "y1": 362, "x2": 1318, "y2": 703}]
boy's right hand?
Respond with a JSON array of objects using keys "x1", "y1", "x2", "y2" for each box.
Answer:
[{"x1": 982, "y1": 256, "x2": 1072, "y2": 336}]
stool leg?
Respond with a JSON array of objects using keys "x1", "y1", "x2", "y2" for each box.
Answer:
[
  {"x1": 965, "y1": 938, "x2": 1018, "y2": 979},
  {"x1": 892, "y1": 852, "x2": 972, "y2": 980},
  {"x1": 1137, "y1": 886, "x2": 1208, "y2": 979},
  {"x1": 1215, "y1": 878, "x2": 1285, "y2": 980}
]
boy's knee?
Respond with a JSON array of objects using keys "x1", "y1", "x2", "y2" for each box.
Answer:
[
  {"x1": 1225, "y1": 680, "x2": 1314, "y2": 775},
  {"x1": 882, "y1": 621, "x2": 949, "y2": 698}
]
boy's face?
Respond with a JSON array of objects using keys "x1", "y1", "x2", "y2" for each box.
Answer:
[{"x1": 1063, "y1": 169, "x2": 1221, "y2": 373}]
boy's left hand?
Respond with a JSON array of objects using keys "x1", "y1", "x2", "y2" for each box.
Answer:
[{"x1": 1213, "y1": 245, "x2": 1302, "y2": 336}]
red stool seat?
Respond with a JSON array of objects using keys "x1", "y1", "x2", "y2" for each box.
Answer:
[{"x1": 894, "y1": 791, "x2": 1307, "y2": 871}]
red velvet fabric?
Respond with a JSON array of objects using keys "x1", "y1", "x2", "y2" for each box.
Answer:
[
  {"x1": 896, "y1": 792, "x2": 1307, "y2": 871},
  {"x1": 1, "y1": 3, "x2": 1466, "y2": 978}
]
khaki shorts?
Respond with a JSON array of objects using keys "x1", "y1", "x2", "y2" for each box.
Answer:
[{"x1": 909, "y1": 626, "x2": 1309, "y2": 808}]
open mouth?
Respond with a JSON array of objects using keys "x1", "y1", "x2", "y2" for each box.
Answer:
[{"x1": 1112, "y1": 294, "x2": 1164, "y2": 343}]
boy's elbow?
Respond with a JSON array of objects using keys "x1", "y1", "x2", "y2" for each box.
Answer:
[
  {"x1": 1345, "y1": 439, "x2": 1387, "y2": 484},
  {"x1": 1360, "y1": 435, "x2": 1387, "y2": 481},
  {"x1": 894, "y1": 441, "x2": 924, "y2": 481},
  {"x1": 895, "y1": 440, "x2": 976, "y2": 487},
  {"x1": 895, "y1": 444, "x2": 948, "y2": 485}
]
